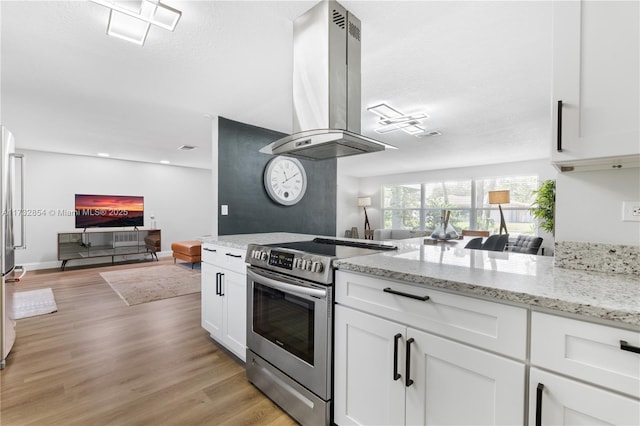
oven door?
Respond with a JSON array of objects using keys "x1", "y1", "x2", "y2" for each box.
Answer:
[{"x1": 247, "y1": 267, "x2": 332, "y2": 400}]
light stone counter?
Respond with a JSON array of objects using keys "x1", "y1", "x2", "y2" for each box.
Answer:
[
  {"x1": 199, "y1": 233, "x2": 640, "y2": 328},
  {"x1": 200, "y1": 233, "x2": 320, "y2": 250},
  {"x1": 334, "y1": 238, "x2": 640, "y2": 328}
]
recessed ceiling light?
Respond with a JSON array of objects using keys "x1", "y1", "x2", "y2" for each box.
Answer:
[
  {"x1": 178, "y1": 145, "x2": 198, "y2": 151},
  {"x1": 97, "y1": 152, "x2": 110, "y2": 157},
  {"x1": 160, "y1": 160, "x2": 171, "y2": 164}
]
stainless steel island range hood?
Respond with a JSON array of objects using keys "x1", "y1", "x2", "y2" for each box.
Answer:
[{"x1": 260, "y1": 0, "x2": 396, "y2": 161}]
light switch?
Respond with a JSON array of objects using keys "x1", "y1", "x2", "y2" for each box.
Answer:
[
  {"x1": 622, "y1": 201, "x2": 640, "y2": 222},
  {"x1": 221, "y1": 205, "x2": 229, "y2": 216}
]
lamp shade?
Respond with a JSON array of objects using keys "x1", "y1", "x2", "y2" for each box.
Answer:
[
  {"x1": 357, "y1": 196, "x2": 372, "y2": 207},
  {"x1": 488, "y1": 190, "x2": 510, "y2": 205}
]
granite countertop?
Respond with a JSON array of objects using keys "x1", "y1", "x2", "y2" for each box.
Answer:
[
  {"x1": 335, "y1": 238, "x2": 640, "y2": 328},
  {"x1": 201, "y1": 233, "x2": 640, "y2": 328},
  {"x1": 201, "y1": 232, "x2": 320, "y2": 249}
]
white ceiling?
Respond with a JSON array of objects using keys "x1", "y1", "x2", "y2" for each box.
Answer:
[{"x1": 1, "y1": 0, "x2": 552, "y2": 178}]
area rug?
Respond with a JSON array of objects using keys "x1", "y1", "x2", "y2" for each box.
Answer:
[
  {"x1": 12, "y1": 288, "x2": 58, "y2": 319},
  {"x1": 100, "y1": 264, "x2": 201, "y2": 306}
]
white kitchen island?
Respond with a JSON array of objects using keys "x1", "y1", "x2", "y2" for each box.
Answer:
[
  {"x1": 333, "y1": 238, "x2": 639, "y2": 426},
  {"x1": 200, "y1": 233, "x2": 639, "y2": 425}
]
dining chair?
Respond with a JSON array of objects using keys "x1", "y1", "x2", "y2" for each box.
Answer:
[
  {"x1": 481, "y1": 234, "x2": 509, "y2": 251},
  {"x1": 464, "y1": 237, "x2": 483, "y2": 249},
  {"x1": 507, "y1": 235, "x2": 543, "y2": 255}
]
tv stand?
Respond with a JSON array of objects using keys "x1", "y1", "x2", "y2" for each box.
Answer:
[{"x1": 57, "y1": 229, "x2": 161, "y2": 271}]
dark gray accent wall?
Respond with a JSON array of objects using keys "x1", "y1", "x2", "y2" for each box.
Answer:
[{"x1": 218, "y1": 117, "x2": 337, "y2": 236}]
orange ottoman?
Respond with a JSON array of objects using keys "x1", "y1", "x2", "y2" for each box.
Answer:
[{"x1": 171, "y1": 240, "x2": 202, "y2": 268}]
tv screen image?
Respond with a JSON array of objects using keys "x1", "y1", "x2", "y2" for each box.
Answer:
[{"x1": 75, "y1": 194, "x2": 144, "y2": 228}]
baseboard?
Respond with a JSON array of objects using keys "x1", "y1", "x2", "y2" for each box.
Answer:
[{"x1": 18, "y1": 250, "x2": 173, "y2": 272}]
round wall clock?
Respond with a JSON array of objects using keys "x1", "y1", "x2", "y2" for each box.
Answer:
[{"x1": 263, "y1": 156, "x2": 308, "y2": 206}]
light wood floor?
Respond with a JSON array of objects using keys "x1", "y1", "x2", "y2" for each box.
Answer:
[{"x1": 0, "y1": 258, "x2": 297, "y2": 426}]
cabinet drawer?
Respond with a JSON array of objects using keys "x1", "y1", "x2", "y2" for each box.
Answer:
[
  {"x1": 335, "y1": 271, "x2": 527, "y2": 360},
  {"x1": 202, "y1": 243, "x2": 246, "y2": 274},
  {"x1": 202, "y1": 243, "x2": 221, "y2": 265},
  {"x1": 531, "y1": 311, "x2": 640, "y2": 397},
  {"x1": 529, "y1": 368, "x2": 640, "y2": 425}
]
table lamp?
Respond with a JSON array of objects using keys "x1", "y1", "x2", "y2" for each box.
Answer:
[
  {"x1": 488, "y1": 190, "x2": 510, "y2": 235},
  {"x1": 357, "y1": 196, "x2": 372, "y2": 239}
]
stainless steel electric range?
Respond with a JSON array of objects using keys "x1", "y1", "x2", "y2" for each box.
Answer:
[{"x1": 245, "y1": 238, "x2": 397, "y2": 425}]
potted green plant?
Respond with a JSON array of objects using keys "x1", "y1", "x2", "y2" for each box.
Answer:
[{"x1": 530, "y1": 179, "x2": 556, "y2": 235}]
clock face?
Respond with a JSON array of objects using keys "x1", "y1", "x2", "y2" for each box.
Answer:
[{"x1": 264, "y1": 156, "x2": 307, "y2": 206}]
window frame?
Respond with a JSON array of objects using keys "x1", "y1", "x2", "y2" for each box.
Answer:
[{"x1": 381, "y1": 176, "x2": 539, "y2": 235}]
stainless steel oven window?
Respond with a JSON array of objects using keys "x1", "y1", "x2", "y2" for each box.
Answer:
[{"x1": 253, "y1": 282, "x2": 315, "y2": 365}]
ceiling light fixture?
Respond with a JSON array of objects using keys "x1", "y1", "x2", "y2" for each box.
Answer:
[
  {"x1": 160, "y1": 160, "x2": 171, "y2": 164},
  {"x1": 90, "y1": 0, "x2": 182, "y2": 46},
  {"x1": 367, "y1": 103, "x2": 433, "y2": 137},
  {"x1": 97, "y1": 152, "x2": 110, "y2": 157}
]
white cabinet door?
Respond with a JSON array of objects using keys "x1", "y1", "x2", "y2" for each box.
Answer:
[
  {"x1": 334, "y1": 305, "x2": 406, "y2": 426},
  {"x1": 201, "y1": 262, "x2": 223, "y2": 339},
  {"x1": 529, "y1": 368, "x2": 640, "y2": 426},
  {"x1": 220, "y1": 269, "x2": 246, "y2": 361},
  {"x1": 551, "y1": 1, "x2": 639, "y2": 164},
  {"x1": 406, "y1": 328, "x2": 525, "y2": 426}
]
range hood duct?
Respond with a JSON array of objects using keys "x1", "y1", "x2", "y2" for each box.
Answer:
[{"x1": 260, "y1": 0, "x2": 396, "y2": 161}]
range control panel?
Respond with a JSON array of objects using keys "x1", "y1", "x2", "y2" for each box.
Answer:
[{"x1": 246, "y1": 244, "x2": 332, "y2": 284}]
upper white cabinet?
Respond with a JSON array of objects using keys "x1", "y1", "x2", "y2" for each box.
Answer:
[{"x1": 551, "y1": 0, "x2": 639, "y2": 171}]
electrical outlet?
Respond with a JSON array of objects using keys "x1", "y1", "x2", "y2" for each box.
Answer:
[{"x1": 622, "y1": 201, "x2": 640, "y2": 222}]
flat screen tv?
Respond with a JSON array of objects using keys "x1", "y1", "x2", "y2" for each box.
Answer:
[{"x1": 75, "y1": 194, "x2": 144, "y2": 229}]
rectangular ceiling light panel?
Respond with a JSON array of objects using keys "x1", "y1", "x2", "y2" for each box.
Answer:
[
  {"x1": 107, "y1": 10, "x2": 150, "y2": 45},
  {"x1": 93, "y1": 0, "x2": 181, "y2": 33},
  {"x1": 367, "y1": 103, "x2": 404, "y2": 119},
  {"x1": 374, "y1": 120, "x2": 421, "y2": 134}
]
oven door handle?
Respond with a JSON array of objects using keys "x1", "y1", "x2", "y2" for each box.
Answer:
[{"x1": 247, "y1": 268, "x2": 327, "y2": 299}]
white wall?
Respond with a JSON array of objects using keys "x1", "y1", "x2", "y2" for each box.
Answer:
[
  {"x1": 555, "y1": 167, "x2": 640, "y2": 245},
  {"x1": 15, "y1": 150, "x2": 213, "y2": 270},
  {"x1": 337, "y1": 159, "x2": 557, "y2": 250}
]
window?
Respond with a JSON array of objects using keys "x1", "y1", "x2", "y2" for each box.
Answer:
[
  {"x1": 382, "y1": 176, "x2": 539, "y2": 235},
  {"x1": 382, "y1": 184, "x2": 421, "y2": 230}
]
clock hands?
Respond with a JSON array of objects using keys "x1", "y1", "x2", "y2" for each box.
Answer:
[{"x1": 282, "y1": 172, "x2": 299, "y2": 184}]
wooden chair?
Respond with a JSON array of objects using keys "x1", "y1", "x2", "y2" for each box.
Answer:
[{"x1": 461, "y1": 229, "x2": 490, "y2": 237}]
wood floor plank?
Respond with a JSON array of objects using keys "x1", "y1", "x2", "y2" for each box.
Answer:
[{"x1": 0, "y1": 258, "x2": 297, "y2": 425}]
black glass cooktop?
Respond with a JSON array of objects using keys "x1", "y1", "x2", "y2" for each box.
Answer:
[{"x1": 266, "y1": 238, "x2": 397, "y2": 259}]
